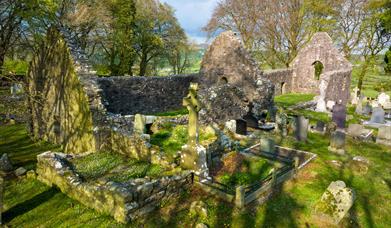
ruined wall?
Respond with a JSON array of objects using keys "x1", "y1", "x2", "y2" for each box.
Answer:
[
  {"x1": 27, "y1": 29, "x2": 96, "y2": 153},
  {"x1": 324, "y1": 70, "x2": 352, "y2": 105},
  {"x1": 290, "y1": 32, "x2": 352, "y2": 97},
  {"x1": 199, "y1": 31, "x2": 274, "y2": 121},
  {"x1": 262, "y1": 69, "x2": 293, "y2": 95},
  {"x1": 97, "y1": 74, "x2": 198, "y2": 115},
  {"x1": 37, "y1": 152, "x2": 193, "y2": 223}
]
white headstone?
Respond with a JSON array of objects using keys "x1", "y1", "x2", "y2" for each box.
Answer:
[
  {"x1": 327, "y1": 100, "x2": 336, "y2": 111},
  {"x1": 378, "y1": 93, "x2": 390, "y2": 108},
  {"x1": 351, "y1": 87, "x2": 360, "y2": 105},
  {"x1": 316, "y1": 80, "x2": 328, "y2": 112}
]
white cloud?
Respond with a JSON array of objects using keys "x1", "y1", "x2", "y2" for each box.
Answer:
[{"x1": 161, "y1": 0, "x2": 218, "y2": 43}]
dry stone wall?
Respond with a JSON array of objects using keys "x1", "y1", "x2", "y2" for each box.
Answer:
[
  {"x1": 37, "y1": 152, "x2": 193, "y2": 224},
  {"x1": 97, "y1": 74, "x2": 198, "y2": 115}
]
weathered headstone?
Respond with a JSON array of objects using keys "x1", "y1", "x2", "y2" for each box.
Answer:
[
  {"x1": 180, "y1": 83, "x2": 208, "y2": 175},
  {"x1": 347, "y1": 124, "x2": 364, "y2": 138},
  {"x1": 276, "y1": 110, "x2": 288, "y2": 136},
  {"x1": 351, "y1": 87, "x2": 360, "y2": 105},
  {"x1": 378, "y1": 92, "x2": 390, "y2": 108},
  {"x1": 327, "y1": 100, "x2": 336, "y2": 111},
  {"x1": 235, "y1": 119, "x2": 247, "y2": 135},
  {"x1": 316, "y1": 180, "x2": 355, "y2": 224},
  {"x1": 329, "y1": 130, "x2": 346, "y2": 154},
  {"x1": 260, "y1": 138, "x2": 276, "y2": 153},
  {"x1": 376, "y1": 126, "x2": 391, "y2": 146},
  {"x1": 294, "y1": 116, "x2": 309, "y2": 141},
  {"x1": 224, "y1": 120, "x2": 237, "y2": 133},
  {"x1": 10, "y1": 83, "x2": 23, "y2": 97},
  {"x1": 0, "y1": 153, "x2": 13, "y2": 172},
  {"x1": 316, "y1": 80, "x2": 328, "y2": 112},
  {"x1": 243, "y1": 103, "x2": 258, "y2": 128},
  {"x1": 332, "y1": 103, "x2": 346, "y2": 129},
  {"x1": 134, "y1": 114, "x2": 146, "y2": 135},
  {"x1": 369, "y1": 107, "x2": 385, "y2": 124},
  {"x1": 315, "y1": 121, "x2": 326, "y2": 132}
]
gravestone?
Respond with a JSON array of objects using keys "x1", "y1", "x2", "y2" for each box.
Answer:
[
  {"x1": 0, "y1": 153, "x2": 13, "y2": 172},
  {"x1": 351, "y1": 87, "x2": 360, "y2": 105},
  {"x1": 316, "y1": 80, "x2": 328, "y2": 112},
  {"x1": 243, "y1": 103, "x2": 258, "y2": 128},
  {"x1": 225, "y1": 120, "x2": 237, "y2": 133},
  {"x1": 260, "y1": 138, "x2": 276, "y2": 153},
  {"x1": 316, "y1": 180, "x2": 355, "y2": 224},
  {"x1": 329, "y1": 130, "x2": 346, "y2": 154},
  {"x1": 378, "y1": 92, "x2": 390, "y2": 107},
  {"x1": 315, "y1": 121, "x2": 326, "y2": 132},
  {"x1": 294, "y1": 116, "x2": 309, "y2": 141},
  {"x1": 236, "y1": 119, "x2": 247, "y2": 135},
  {"x1": 347, "y1": 124, "x2": 364, "y2": 138},
  {"x1": 332, "y1": 103, "x2": 346, "y2": 129},
  {"x1": 276, "y1": 110, "x2": 288, "y2": 136},
  {"x1": 327, "y1": 100, "x2": 336, "y2": 111},
  {"x1": 369, "y1": 107, "x2": 385, "y2": 124},
  {"x1": 10, "y1": 83, "x2": 23, "y2": 97},
  {"x1": 376, "y1": 126, "x2": 391, "y2": 146},
  {"x1": 180, "y1": 83, "x2": 208, "y2": 175},
  {"x1": 134, "y1": 114, "x2": 146, "y2": 135}
]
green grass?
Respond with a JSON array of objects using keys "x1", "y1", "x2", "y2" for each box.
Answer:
[
  {"x1": 153, "y1": 108, "x2": 188, "y2": 117},
  {"x1": 274, "y1": 93, "x2": 315, "y2": 108},
  {"x1": 217, "y1": 156, "x2": 276, "y2": 186},
  {"x1": 72, "y1": 151, "x2": 166, "y2": 182},
  {"x1": 72, "y1": 152, "x2": 124, "y2": 180},
  {"x1": 150, "y1": 124, "x2": 216, "y2": 162},
  {"x1": 351, "y1": 65, "x2": 391, "y2": 98},
  {"x1": 0, "y1": 124, "x2": 61, "y2": 170}
]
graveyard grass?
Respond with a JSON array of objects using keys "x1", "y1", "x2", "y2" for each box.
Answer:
[{"x1": 2, "y1": 112, "x2": 391, "y2": 227}]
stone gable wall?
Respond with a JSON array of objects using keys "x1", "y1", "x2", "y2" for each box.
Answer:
[{"x1": 290, "y1": 32, "x2": 352, "y2": 95}]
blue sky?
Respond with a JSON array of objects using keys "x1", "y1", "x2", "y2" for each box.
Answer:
[{"x1": 161, "y1": 0, "x2": 218, "y2": 43}]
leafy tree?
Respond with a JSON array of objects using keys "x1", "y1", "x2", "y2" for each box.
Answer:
[{"x1": 385, "y1": 47, "x2": 391, "y2": 74}]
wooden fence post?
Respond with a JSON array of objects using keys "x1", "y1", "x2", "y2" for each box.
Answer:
[
  {"x1": 235, "y1": 186, "x2": 245, "y2": 208},
  {"x1": 270, "y1": 168, "x2": 276, "y2": 186},
  {"x1": 294, "y1": 156, "x2": 300, "y2": 175}
]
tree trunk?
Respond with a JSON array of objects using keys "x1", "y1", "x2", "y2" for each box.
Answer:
[
  {"x1": 357, "y1": 59, "x2": 370, "y2": 94},
  {"x1": 139, "y1": 53, "x2": 148, "y2": 76}
]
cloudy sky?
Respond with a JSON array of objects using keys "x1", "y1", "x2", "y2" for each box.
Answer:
[{"x1": 161, "y1": 0, "x2": 219, "y2": 43}]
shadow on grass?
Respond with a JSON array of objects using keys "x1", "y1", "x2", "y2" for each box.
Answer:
[
  {"x1": 2, "y1": 187, "x2": 59, "y2": 223},
  {"x1": 0, "y1": 124, "x2": 61, "y2": 170}
]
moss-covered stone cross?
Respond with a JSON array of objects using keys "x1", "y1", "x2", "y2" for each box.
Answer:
[{"x1": 183, "y1": 83, "x2": 202, "y2": 148}]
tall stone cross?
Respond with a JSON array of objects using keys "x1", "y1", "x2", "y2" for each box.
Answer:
[{"x1": 183, "y1": 83, "x2": 202, "y2": 148}]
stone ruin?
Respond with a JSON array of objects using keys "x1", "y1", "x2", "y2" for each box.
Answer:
[
  {"x1": 27, "y1": 29, "x2": 276, "y2": 157},
  {"x1": 25, "y1": 28, "x2": 336, "y2": 223},
  {"x1": 262, "y1": 32, "x2": 352, "y2": 106}
]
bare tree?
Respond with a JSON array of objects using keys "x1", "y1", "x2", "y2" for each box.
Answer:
[{"x1": 334, "y1": 0, "x2": 368, "y2": 59}]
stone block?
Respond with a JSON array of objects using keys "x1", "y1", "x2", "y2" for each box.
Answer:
[{"x1": 316, "y1": 181, "x2": 355, "y2": 224}]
